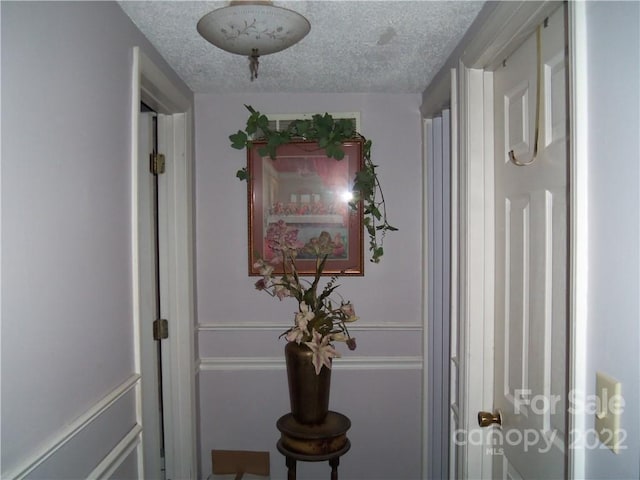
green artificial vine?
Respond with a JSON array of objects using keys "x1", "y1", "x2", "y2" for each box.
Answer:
[{"x1": 230, "y1": 105, "x2": 397, "y2": 263}]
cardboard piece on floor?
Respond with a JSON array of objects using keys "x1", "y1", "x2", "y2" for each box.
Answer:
[{"x1": 211, "y1": 450, "x2": 270, "y2": 480}]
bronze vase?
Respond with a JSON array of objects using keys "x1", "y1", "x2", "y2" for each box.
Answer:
[{"x1": 284, "y1": 341, "x2": 331, "y2": 424}]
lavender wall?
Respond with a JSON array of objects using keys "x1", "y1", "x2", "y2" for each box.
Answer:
[
  {"x1": 195, "y1": 93, "x2": 424, "y2": 479},
  {"x1": 583, "y1": 2, "x2": 640, "y2": 478},
  {"x1": 1, "y1": 2, "x2": 192, "y2": 477}
]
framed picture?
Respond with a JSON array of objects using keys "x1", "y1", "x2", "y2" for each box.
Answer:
[{"x1": 248, "y1": 139, "x2": 364, "y2": 276}]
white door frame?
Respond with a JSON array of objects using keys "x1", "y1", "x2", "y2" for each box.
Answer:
[
  {"x1": 421, "y1": 1, "x2": 588, "y2": 478},
  {"x1": 457, "y1": 63, "x2": 496, "y2": 479},
  {"x1": 130, "y1": 46, "x2": 197, "y2": 479},
  {"x1": 422, "y1": 108, "x2": 453, "y2": 480}
]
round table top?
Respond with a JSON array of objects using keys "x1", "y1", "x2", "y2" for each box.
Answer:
[
  {"x1": 277, "y1": 438, "x2": 351, "y2": 462},
  {"x1": 277, "y1": 411, "x2": 351, "y2": 439}
]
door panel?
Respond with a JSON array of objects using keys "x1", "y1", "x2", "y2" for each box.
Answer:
[
  {"x1": 138, "y1": 111, "x2": 165, "y2": 479},
  {"x1": 501, "y1": 193, "x2": 531, "y2": 407},
  {"x1": 505, "y1": 81, "x2": 531, "y2": 157},
  {"x1": 492, "y1": 6, "x2": 567, "y2": 479}
]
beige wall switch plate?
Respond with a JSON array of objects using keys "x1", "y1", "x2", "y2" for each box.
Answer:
[{"x1": 595, "y1": 371, "x2": 623, "y2": 453}]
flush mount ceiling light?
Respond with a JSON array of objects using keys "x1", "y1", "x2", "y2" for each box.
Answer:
[{"x1": 197, "y1": 1, "x2": 310, "y2": 81}]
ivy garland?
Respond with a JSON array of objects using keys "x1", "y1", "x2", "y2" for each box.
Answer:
[{"x1": 229, "y1": 105, "x2": 397, "y2": 263}]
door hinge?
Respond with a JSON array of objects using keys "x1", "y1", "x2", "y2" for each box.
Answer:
[
  {"x1": 150, "y1": 152, "x2": 166, "y2": 175},
  {"x1": 153, "y1": 319, "x2": 169, "y2": 340}
]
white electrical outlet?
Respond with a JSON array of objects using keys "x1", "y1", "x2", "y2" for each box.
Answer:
[{"x1": 595, "y1": 371, "x2": 623, "y2": 454}]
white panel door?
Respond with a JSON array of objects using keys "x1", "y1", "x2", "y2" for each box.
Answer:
[{"x1": 491, "y1": 6, "x2": 567, "y2": 479}]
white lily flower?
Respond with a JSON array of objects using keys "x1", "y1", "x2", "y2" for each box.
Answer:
[
  {"x1": 295, "y1": 302, "x2": 315, "y2": 325},
  {"x1": 305, "y1": 329, "x2": 341, "y2": 375},
  {"x1": 285, "y1": 327, "x2": 306, "y2": 344}
]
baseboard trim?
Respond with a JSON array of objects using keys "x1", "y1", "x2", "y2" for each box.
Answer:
[{"x1": 3, "y1": 374, "x2": 141, "y2": 480}]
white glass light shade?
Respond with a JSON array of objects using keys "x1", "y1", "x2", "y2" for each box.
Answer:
[{"x1": 197, "y1": 2, "x2": 310, "y2": 57}]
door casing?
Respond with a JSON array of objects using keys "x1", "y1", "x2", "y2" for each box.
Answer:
[
  {"x1": 130, "y1": 46, "x2": 196, "y2": 479},
  {"x1": 420, "y1": 1, "x2": 588, "y2": 478}
]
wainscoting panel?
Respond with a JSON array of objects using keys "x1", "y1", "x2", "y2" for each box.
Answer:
[
  {"x1": 104, "y1": 446, "x2": 139, "y2": 480},
  {"x1": 88, "y1": 424, "x2": 142, "y2": 479},
  {"x1": 8, "y1": 376, "x2": 140, "y2": 479},
  {"x1": 198, "y1": 362, "x2": 422, "y2": 479},
  {"x1": 197, "y1": 323, "x2": 423, "y2": 358},
  {"x1": 198, "y1": 355, "x2": 422, "y2": 372}
]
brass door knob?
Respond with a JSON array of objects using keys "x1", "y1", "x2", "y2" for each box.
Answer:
[{"x1": 478, "y1": 410, "x2": 502, "y2": 427}]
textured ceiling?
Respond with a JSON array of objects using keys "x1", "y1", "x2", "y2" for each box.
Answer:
[{"x1": 118, "y1": 1, "x2": 485, "y2": 94}]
